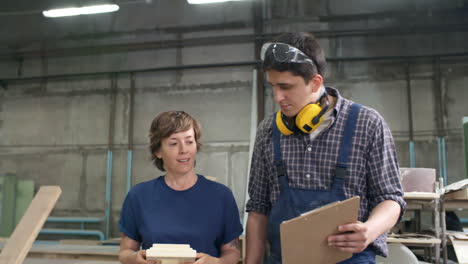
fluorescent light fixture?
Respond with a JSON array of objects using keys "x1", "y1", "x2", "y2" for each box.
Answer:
[
  {"x1": 187, "y1": 0, "x2": 247, "y2": 4},
  {"x1": 43, "y1": 4, "x2": 119, "y2": 17}
]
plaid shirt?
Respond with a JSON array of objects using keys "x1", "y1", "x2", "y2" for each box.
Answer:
[{"x1": 246, "y1": 87, "x2": 406, "y2": 257}]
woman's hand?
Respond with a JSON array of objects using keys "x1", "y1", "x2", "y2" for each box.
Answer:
[
  {"x1": 138, "y1": 250, "x2": 159, "y2": 264},
  {"x1": 119, "y1": 234, "x2": 158, "y2": 264},
  {"x1": 133, "y1": 250, "x2": 147, "y2": 263},
  {"x1": 192, "y1": 253, "x2": 221, "y2": 264}
]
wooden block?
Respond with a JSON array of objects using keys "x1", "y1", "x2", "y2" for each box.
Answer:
[
  {"x1": 446, "y1": 231, "x2": 468, "y2": 240},
  {"x1": 400, "y1": 168, "x2": 436, "y2": 192},
  {"x1": 0, "y1": 186, "x2": 62, "y2": 264},
  {"x1": 146, "y1": 244, "x2": 196, "y2": 264},
  {"x1": 449, "y1": 235, "x2": 468, "y2": 264},
  {"x1": 445, "y1": 188, "x2": 468, "y2": 200}
]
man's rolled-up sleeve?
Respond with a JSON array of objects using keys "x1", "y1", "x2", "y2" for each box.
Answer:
[{"x1": 366, "y1": 117, "x2": 407, "y2": 221}]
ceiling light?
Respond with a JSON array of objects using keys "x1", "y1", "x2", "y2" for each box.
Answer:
[
  {"x1": 43, "y1": 4, "x2": 119, "y2": 17},
  {"x1": 187, "y1": 0, "x2": 247, "y2": 4}
]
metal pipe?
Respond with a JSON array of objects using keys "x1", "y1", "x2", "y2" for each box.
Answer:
[
  {"x1": 126, "y1": 73, "x2": 136, "y2": 193},
  {"x1": 441, "y1": 187, "x2": 448, "y2": 264},
  {"x1": 242, "y1": 69, "x2": 258, "y2": 230},
  {"x1": 105, "y1": 150, "x2": 113, "y2": 240},
  {"x1": 105, "y1": 74, "x2": 117, "y2": 240},
  {"x1": 406, "y1": 62, "x2": 415, "y2": 167},
  {"x1": 465, "y1": 117, "x2": 468, "y2": 178},
  {"x1": 409, "y1": 141, "x2": 415, "y2": 168},
  {"x1": 2, "y1": 52, "x2": 467, "y2": 87},
  {"x1": 46, "y1": 216, "x2": 103, "y2": 223},
  {"x1": 0, "y1": 34, "x2": 256, "y2": 61},
  {"x1": 442, "y1": 137, "x2": 447, "y2": 185},
  {"x1": 108, "y1": 74, "x2": 117, "y2": 147},
  {"x1": 126, "y1": 151, "x2": 133, "y2": 193},
  {"x1": 438, "y1": 137, "x2": 444, "y2": 182},
  {"x1": 434, "y1": 58, "x2": 444, "y2": 136},
  {"x1": 128, "y1": 73, "x2": 135, "y2": 148},
  {"x1": 434, "y1": 188, "x2": 441, "y2": 264},
  {"x1": 432, "y1": 56, "x2": 449, "y2": 185},
  {"x1": 253, "y1": 0, "x2": 265, "y2": 124},
  {"x1": 39, "y1": 228, "x2": 105, "y2": 240},
  {"x1": 0, "y1": 61, "x2": 258, "y2": 85},
  {"x1": 2, "y1": 22, "x2": 467, "y2": 61}
]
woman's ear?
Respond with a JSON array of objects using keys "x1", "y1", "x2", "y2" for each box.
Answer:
[{"x1": 155, "y1": 151, "x2": 162, "y2": 159}]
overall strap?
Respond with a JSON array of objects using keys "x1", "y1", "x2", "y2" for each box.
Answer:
[
  {"x1": 272, "y1": 117, "x2": 287, "y2": 178},
  {"x1": 335, "y1": 103, "x2": 362, "y2": 180},
  {"x1": 272, "y1": 117, "x2": 290, "y2": 194}
]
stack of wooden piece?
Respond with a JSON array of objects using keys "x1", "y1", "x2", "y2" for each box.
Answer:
[{"x1": 146, "y1": 244, "x2": 196, "y2": 264}]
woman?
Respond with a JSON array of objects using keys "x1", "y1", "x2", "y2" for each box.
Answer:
[{"x1": 119, "y1": 111, "x2": 243, "y2": 264}]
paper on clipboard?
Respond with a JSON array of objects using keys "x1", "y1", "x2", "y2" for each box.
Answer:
[{"x1": 280, "y1": 196, "x2": 360, "y2": 264}]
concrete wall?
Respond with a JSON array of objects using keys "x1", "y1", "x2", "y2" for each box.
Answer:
[{"x1": 0, "y1": 0, "x2": 467, "y2": 237}]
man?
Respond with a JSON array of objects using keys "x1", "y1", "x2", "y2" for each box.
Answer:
[{"x1": 245, "y1": 32, "x2": 406, "y2": 264}]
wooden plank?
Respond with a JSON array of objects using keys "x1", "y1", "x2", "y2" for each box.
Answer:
[
  {"x1": 0, "y1": 186, "x2": 61, "y2": 264},
  {"x1": 22, "y1": 259, "x2": 119, "y2": 264},
  {"x1": 445, "y1": 188, "x2": 468, "y2": 200},
  {"x1": 0, "y1": 243, "x2": 119, "y2": 261},
  {"x1": 387, "y1": 237, "x2": 441, "y2": 245},
  {"x1": 444, "y1": 200, "x2": 468, "y2": 210},
  {"x1": 449, "y1": 236, "x2": 468, "y2": 264},
  {"x1": 25, "y1": 251, "x2": 117, "y2": 261},
  {"x1": 404, "y1": 192, "x2": 440, "y2": 200}
]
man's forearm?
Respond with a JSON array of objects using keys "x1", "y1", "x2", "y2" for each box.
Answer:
[
  {"x1": 245, "y1": 212, "x2": 268, "y2": 264},
  {"x1": 365, "y1": 200, "x2": 401, "y2": 238}
]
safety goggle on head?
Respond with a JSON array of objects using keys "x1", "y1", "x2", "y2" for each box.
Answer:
[{"x1": 260, "y1": 42, "x2": 316, "y2": 66}]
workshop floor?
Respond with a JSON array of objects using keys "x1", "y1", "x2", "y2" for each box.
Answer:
[{"x1": 24, "y1": 259, "x2": 119, "y2": 264}]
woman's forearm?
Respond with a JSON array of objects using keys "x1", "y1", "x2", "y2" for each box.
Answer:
[
  {"x1": 119, "y1": 248, "x2": 140, "y2": 264},
  {"x1": 219, "y1": 238, "x2": 241, "y2": 264}
]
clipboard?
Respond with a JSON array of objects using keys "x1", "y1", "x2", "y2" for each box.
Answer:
[{"x1": 280, "y1": 196, "x2": 360, "y2": 264}]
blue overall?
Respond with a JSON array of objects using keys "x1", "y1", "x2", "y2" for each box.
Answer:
[{"x1": 266, "y1": 103, "x2": 376, "y2": 264}]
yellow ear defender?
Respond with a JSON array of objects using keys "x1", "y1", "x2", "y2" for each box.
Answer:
[
  {"x1": 275, "y1": 111, "x2": 295, "y2": 135},
  {"x1": 275, "y1": 94, "x2": 329, "y2": 135}
]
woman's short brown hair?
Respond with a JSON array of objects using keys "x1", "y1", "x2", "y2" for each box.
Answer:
[{"x1": 149, "y1": 111, "x2": 202, "y2": 171}]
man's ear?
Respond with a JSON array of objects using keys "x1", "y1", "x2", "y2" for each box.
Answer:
[{"x1": 310, "y1": 74, "x2": 324, "y2": 93}]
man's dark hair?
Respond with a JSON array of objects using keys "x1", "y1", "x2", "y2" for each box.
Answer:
[{"x1": 262, "y1": 32, "x2": 326, "y2": 83}]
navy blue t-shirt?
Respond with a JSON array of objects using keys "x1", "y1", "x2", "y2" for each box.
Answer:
[{"x1": 119, "y1": 174, "x2": 243, "y2": 257}]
